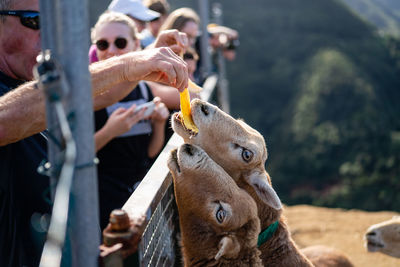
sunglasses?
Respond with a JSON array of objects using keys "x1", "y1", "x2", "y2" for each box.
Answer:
[
  {"x1": 96, "y1": 38, "x2": 128, "y2": 51},
  {"x1": 0, "y1": 10, "x2": 40, "y2": 30}
]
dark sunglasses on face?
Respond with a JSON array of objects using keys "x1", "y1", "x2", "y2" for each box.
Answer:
[
  {"x1": 96, "y1": 38, "x2": 128, "y2": 51},
  {"x1": 0, "y1": 10, "x2": 40, "y2": 30}
]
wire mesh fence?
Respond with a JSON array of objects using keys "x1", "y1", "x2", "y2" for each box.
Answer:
[{"x1": 138, "y1": 178, "x2": 180, "y2": 267}]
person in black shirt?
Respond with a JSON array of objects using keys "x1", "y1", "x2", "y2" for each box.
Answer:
[{"x1": 0, "y1": 71, "x2": 51, "y2": 266}]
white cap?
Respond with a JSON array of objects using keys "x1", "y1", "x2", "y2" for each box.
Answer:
[{"x1": 108, "y1": 0, "x2": 160, "y2": 22}]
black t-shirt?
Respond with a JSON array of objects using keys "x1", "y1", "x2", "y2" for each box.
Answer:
[
  {"x1": 0, "y1": 72, "x2": 51, "y2": 267},
  {"x1": 95, "y1": 82, "x2": 154, "y2": 229}
]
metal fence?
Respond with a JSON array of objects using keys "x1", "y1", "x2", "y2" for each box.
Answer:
[
  {"x1": 121, "y1": 75, "x2": 218, "y2": 266},
  {"x1": 138, "y1": 175, "x2": 179, "y2": 266}
]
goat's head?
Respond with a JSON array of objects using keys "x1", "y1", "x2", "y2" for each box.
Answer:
[
  {"x1": 364, "y1": 216, "x2": 400, "y2": 258},
  {"x1": 168, "y1": 144, "x2": 260, "y2": 262},
  {"x1": 172, "y1": 99, "x2": 282, "y2": 211}
]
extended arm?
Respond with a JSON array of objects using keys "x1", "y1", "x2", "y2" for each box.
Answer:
[
  {"x1": 0, "y1": 47, "x2": 187, "y2": 146},
  {"x1": 0, "y1": 80, "x2": 45, "y2": 145}
]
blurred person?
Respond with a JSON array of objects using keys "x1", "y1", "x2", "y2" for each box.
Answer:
[
  {"x1": 141, "y1": 0, "x2": 170, "y2": 47},
  {"x1": 0, "y1": 0, "x2": 189, "y2": 265},
  {"x1": 194, "y1": 23, "x2": 239, "y2": 82},
  {"x1": 207, "y1": 23, "x2": 239, "y2": 62},
  {"x1": 159, "y1": 7, "x2": 200, "y2": 47},
  {"x1": 183, "y1": 46, "x2": 198, "y2": 81},
  {"x1": 91, "y1": 12, "x2": 170, "y2": 230},
  {"x1": 207, "y1": 24, "x2": 239, "y2": 48},
  {"x1": 223, "y1": 43, "x2": 239, "y2": 61},
  {"x1": 108, "y1": 0, "x2": 159, "y2": 33}
]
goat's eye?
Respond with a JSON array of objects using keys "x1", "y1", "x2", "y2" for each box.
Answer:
[
  {"x1": 216, "y1": 207, "x2": 226, "y2": 223},
  {"x1": 242, "y1": 149, "x2": 253, "y2": 162}
]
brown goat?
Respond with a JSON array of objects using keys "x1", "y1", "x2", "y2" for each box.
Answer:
[
  {"x1": 172, "y1": 99, "x2": 354, "y2": 267},
  {"x1": 365, "y1": 216, "x2": 400, "y2": 258},
  {"x1": 167, "y1": 144, "x2": 262, "y2": 266}
]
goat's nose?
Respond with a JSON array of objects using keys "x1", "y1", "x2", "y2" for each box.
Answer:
[
  {"x1": 183, "y1": 144, "x2": 194, "y2": 156},
  {"x1": 201, "y1": 104, "x2": 209, "y2": 116},
  {"x1": 366, "y1": 231, "x2": 376, "y2": 236}
]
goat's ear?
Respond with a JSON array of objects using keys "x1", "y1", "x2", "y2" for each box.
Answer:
[
  {"x1": 215, "y1": 236, "x2": 240, "y2": 260},
  {"x1": 246, "y1": 172, "x2": 282, "y2": 210}
]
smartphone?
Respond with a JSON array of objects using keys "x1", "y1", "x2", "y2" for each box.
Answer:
[{"x1": 134, "y1": 101, "x2": 155, "y2": 117}]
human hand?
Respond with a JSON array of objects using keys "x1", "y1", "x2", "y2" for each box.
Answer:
[
  {"x1": 152, "y1": 29, "x2": 189, "y2": 56},
  {"x1": 149, "y1": 97, "x2": 169, "y2": 123},
  {"x1": 122, "y1": 48, "x2": 188, "y2": 92},
  {"x1": 103, "y1": 105, "x2": 146, "y2": 138}
]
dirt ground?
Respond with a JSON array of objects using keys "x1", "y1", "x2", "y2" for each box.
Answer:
[{"x1": 283, "y1": 205, "x2": 400, "y2": 267}]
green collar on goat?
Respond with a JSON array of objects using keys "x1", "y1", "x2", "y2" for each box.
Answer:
[{"x1": 258, "y1": 220, "x2": 279, "y2": 247}]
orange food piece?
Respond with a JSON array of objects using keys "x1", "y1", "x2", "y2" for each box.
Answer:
[{"x1": 180, "y1": 88, "x2": 199, "y2": 133}]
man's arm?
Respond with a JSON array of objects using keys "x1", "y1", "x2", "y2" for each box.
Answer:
[
  {"x1": 0, "y1": 81, "x2": 45, "y2": 145},
  {"x1": 90, "y1": 47, "x2": 188, "y2": 98},
  {"x1": 92, "y1": 30, "x2": 189, "y2": 110},
  {"x1": 0, "y1": 47, "x2": 187, "y2": 146}
]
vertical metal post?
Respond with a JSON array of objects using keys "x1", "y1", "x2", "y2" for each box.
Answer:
[
  {"x1": 38, "y1": 0, "x2": 59, "y2": 200},
  {"x1": 212, "y1": 3, "x2": 230, "y2": 113},
  {"x1": 198, "y1": 0, "x2": 211, "y2": 79},
  {"x1": 39, "y1": 0, "x2": 100, "y2": 266}
]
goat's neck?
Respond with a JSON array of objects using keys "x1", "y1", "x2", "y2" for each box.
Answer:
[
  {"x1": 259, "y1": 219, "x2": 314, "y2": 266},
  {"x1": 252, "y1": 194, "x2": 314, "y2": 266},
  {"x1": 256, "y1": 197, "x2": 281, "y2": 230},
  {"x1": 237, "y1": 178, "x2": 313, "y2": 266}
]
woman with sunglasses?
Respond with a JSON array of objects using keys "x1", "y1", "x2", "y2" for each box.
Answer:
[{"x1": 90, "y1": 12, "x2": 170, "y2": 230}]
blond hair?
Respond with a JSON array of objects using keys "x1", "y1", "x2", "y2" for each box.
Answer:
[{"x1": 91, "y1": 11, "x2": 138, "y2": 42}]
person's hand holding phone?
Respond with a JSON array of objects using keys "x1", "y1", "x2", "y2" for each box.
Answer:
[
  {"x1": 134, "y1": 101, "x2": 156, "y2": 118},
  {"x1": 150, "y1": 97, "x2": 170, "y2": 123},
  {"x1": 103, "y1": 105, "x2": 146, "y2": 139}
]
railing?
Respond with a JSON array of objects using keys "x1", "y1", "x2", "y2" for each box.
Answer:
[{"x1": 121, "y1": 75, "x2": 218, "y2": 266}]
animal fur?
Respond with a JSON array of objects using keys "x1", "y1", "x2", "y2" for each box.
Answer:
[
  {"x1": 172, "y1": 99, "x2": 354, "y2": 267},
  {"x1": 168, "y1": 144, "x2": 262, "y2": 266}
]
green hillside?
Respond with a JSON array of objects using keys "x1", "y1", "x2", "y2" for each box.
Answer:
[
  {"x1": 341, "y1": 0, "x2": 400, "y2": 37},
  {"x1": 170, "y1": 0, "x2": 400, "y2": 212}
]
